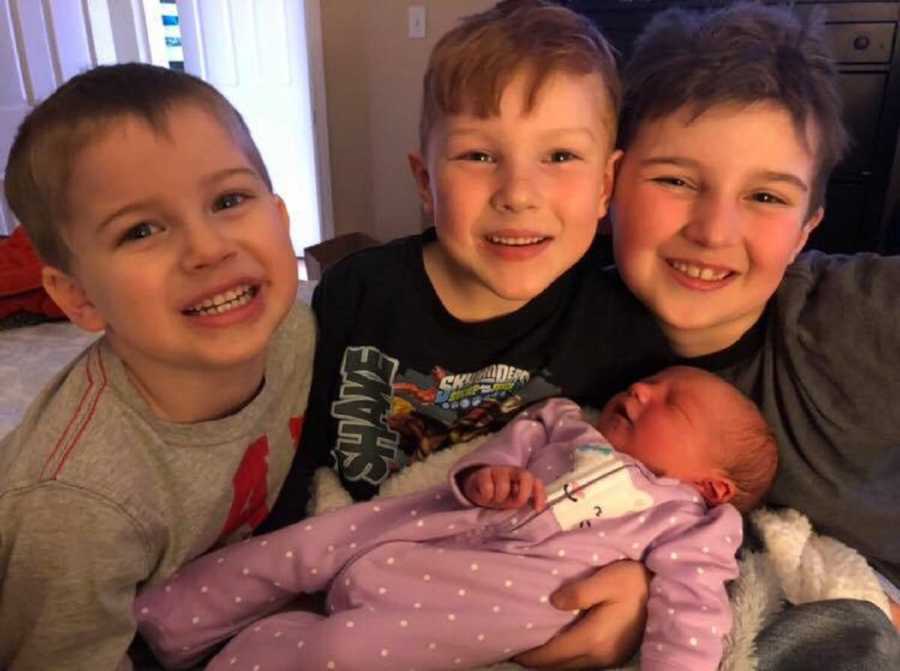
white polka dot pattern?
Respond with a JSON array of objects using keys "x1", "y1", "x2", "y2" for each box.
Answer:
[{"x1": 133, "y1": 398, "x2": 739, "y2": 671}]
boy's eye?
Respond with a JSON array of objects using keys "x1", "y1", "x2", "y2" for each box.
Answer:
[
  {"x1": 457, "y1": 151, "x2": 495, "y2": 163},
  {"x1": 214, "y1": 192, "x2": 248, "y2": 211},
  {"x1": 652, "y1": 176, "x2": 690, "y2": 188},
  {"x1": 119, "y1": 222, "x2": 160, "y2": 244},
  {"x1": 750, "y1": 191, "x2": 787, "y2": 205},
  {"x1": 547, "y1": 150, "x2": 578, "y2": 163}
]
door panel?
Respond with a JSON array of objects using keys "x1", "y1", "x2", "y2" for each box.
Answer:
[
  {"x1": 177, "y1": 0, "x2": 323, "y2": 252},
  {"x1": 0, "y1": 0, "x2": 96, "y2": 234}
]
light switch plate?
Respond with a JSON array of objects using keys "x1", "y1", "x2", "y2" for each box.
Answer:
[{"x1": 409, "y1": 5, "x2": 426, "y2": 39}]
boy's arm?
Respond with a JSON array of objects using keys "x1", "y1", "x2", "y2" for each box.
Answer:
[{"x1": 0, "y1": 486, "x2": 150, "y2": 670}]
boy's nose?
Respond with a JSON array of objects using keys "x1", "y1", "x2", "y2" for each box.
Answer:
[
  {"x1": 180, "y1": 218, "x2": 237, "y2": 271},
  {"x1": 490, "y1": 163, "x2": 540, "y2": 213},
  {"x1": 683, "y1": 195, "x2": 742, "y2": 247}
]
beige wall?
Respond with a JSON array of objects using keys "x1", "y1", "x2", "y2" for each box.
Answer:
[{"x1": 320, "y1": 0, "x2": 494, "y2": 242}]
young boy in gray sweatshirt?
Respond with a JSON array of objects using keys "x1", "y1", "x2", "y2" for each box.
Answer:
[{"x1": 0, "y1": 63, "x2": 315, "y2": 670}]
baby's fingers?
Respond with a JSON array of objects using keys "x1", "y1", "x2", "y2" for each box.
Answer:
[
  {"x1": 489, "y1": 469, "x2": 514, "y2": 505},
  {"x1": 506, "y1": 470, "x2": 535, "y2": 509},
  {"x1": 464, "y1": 467, "x2": 496, "y2": 505},
  {"x1": 532, "y1": 478, "x2": 547, "y2": 511}
]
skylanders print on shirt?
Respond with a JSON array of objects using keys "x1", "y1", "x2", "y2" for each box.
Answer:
[{"x1": 331, "y1": 345, "x2": 560, "y2": 487}]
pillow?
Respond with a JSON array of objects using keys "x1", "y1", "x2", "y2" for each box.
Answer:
[{"x1": 0, "y1": 227, "x2": 65, "y2": 321}]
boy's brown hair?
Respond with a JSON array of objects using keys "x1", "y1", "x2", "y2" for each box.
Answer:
[
  {"x1": 619, "y1": 2, "x2": 849, "y2": 215},
  {"x1": 4, "y1": 63, "x2": 270, "y2": 272},
  {"x1": 418, "y1": 0, "x2": 620, "y2": 154}
]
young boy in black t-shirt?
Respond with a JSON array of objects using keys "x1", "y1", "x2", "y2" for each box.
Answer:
[
  {"x1": 265, "y1": 1, "x2": 667, "y2": 514},
  {"x1": 260, "y1": 2, "x2": 666, "y2": 667}
]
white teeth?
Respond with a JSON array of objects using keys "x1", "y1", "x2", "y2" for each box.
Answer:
[
  {"x1": 487, "y1": 236, "x2": 546, "y2": 246},
  {"x1": 670, "y1": 261, "x2": 729, "y2": 281},
  {"x1": 186, "y1": 284, "x2": 255, "y2": 316}
]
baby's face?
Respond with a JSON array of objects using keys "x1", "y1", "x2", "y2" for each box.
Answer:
[{"x1": 596, "y1": 367, "x2": 723, "y2": 482}]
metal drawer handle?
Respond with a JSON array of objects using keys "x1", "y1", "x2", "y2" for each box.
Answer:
[{"x1": 854, "y1": 35, "x2": 871, "y2": 51}]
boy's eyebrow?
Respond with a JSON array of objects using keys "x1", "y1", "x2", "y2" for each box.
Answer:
[
  {"x1": 97, "y1": 201, "x2": 155, "y2": 234},
  {"x1": 640, "y1": 157, "x2": 810, "y2": 191},
  {"x1": 200, "y1": 166, "x2": 261, "y2": 186},
  {"x1": 755, "y1": 170, "x2": 810, "y2": 192}
]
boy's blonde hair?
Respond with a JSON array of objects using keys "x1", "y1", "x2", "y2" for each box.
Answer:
[
  {"x1": 4, "y1": 63, "x2": 270, "y2": 272},
  {"x1": 418, "y1": 0, "x2": 620, "y2": 154}
]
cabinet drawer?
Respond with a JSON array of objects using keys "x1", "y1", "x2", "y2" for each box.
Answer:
[{"x1": 825, "y1": 22, "x2": 896, "y2": 63}]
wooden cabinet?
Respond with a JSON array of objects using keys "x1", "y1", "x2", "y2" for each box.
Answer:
[{"x1": 565, "y1": 1, "x2": 900, "y2": 254}]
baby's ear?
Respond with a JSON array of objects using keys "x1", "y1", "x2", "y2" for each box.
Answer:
[
  {"x1": 694, "y1": 475, "x2": 737, "y2": 506},
  {"x1": 42, "y1": 266, "x2": 106, "y2": 332}
]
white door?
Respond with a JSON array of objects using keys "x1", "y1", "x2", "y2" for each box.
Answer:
[
  {"x1": 0, "y1": 0, "x2": 330, "y2": 250},
  {"x1": 175, "y1": 0, "x2": 330, "y2": 252},
  {"x1": 0, "y1": 0, "x2": 98, "y2": 234}
]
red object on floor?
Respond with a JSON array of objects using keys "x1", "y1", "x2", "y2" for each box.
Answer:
[{"x1": 0, "y1": 227, "x2": 66, "y2": 320}]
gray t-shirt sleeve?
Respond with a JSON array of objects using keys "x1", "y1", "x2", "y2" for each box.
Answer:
[
  {"x1": 0, "y1": 483, "x2": 150, "y2": 671},
  {"x1": 765, "y1": 253, "x2": 900, "y2": 585}
]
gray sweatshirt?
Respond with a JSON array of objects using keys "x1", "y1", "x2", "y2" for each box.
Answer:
[{"x1": 0, "y1": 301, "x2": 315, "y2": 670}]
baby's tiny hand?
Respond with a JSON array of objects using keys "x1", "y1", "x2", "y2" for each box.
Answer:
[{"x1": 463, "y1": 466, "x2": 546, "y2": 511}]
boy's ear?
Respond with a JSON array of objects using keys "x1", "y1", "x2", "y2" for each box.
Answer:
[
  {"x1": 42, "y1": 266, "x2": 106, "y2": 332},
  {"x1": 791, "y1": 206, "x2": 824, "y2": 261},
  {"x1": 273, "y1": 194, "x2": 291, "y2": 231},
  {"x1": 693, "y1": 475, "x2": 736, "y2": 506},
  {"x1": 408, "y1": 152, "x2": 434, "y2": 215},
  {"x1": 596, "y1": 149, "x2": 624, "y2": 219}
]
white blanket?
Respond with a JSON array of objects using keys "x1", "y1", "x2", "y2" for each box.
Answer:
[{"x1": 311, "y1": 438, "x2": 890, "y2": 671}]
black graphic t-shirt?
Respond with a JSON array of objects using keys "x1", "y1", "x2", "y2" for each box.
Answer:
[{"x1": 259, "y1": 229, "x2": 669, "y2": 531}]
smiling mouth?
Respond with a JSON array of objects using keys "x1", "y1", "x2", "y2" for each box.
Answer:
[
  {"x1": 183, "y1": 284, "x2": 259, "y2": 316},
  {"x1": 486, "y1": 235, "x2": 549, "y2": 247},
  {"x1": 669, "y1": 260, "x2": 732, "y2": 281}
]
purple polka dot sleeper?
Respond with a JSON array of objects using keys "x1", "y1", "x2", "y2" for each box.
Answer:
[{"x1": 135, "y1": 398, "x2": 741, "y2": 671}]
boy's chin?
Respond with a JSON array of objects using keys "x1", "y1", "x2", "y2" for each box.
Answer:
[
  {"x1": 487, "y1": 280, "x2": 554, "y2": 307},
  {"x1": 484, "y1": 269, "x2": 558, "y2": 300},
  {"x1": 445, "y1": 282, "x2": 543, "y2": 321}
]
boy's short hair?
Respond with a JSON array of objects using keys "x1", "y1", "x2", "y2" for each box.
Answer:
[
  {"x1": 4, "y1": 63, "x2": 270, "y2": 271},
  {"x1": 418, "y1": 0, "x2": 620, "y2": 153},
  {"x1": 715, "y1": 385, "x2": 778, "y2": 513},
  {"x1": 619, "y1": 2, "x2": 849, "y2": 214}
]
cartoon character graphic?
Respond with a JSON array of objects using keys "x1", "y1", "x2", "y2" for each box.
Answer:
[
  {"x1": 332, "y1": 346, "x2": 561, "y2": 487},
  {"x1": 387, "y1": 367, "x2": 559, "y2": 461}
]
